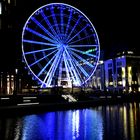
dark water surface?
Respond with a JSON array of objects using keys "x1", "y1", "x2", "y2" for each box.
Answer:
[{"x1": 0, "y1": 102, "x2": 140, "y2": 140}]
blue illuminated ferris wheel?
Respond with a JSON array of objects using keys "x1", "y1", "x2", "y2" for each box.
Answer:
[{"x1": 22, "y1": 3, "x2": 100, "y2": 88}]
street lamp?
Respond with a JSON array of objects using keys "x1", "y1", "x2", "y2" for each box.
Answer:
[{"x1": 14, "y1": 68, "x2": 18, "y2": 95}]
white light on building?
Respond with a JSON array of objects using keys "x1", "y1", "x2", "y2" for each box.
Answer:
[{"x1": 128, "y1": 66, "x2": 132, "y2": 86}]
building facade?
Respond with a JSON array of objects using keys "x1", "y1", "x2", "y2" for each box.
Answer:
[
  {"x1": 92, "y1": 51, "x2": 140, "y2": 93},
  {"x1": 0, "y1": 67, "x2": 25, "y2": 95}
]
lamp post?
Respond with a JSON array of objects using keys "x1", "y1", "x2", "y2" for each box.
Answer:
[{"x1": 14, "y1": 68, "x2": 18, "y2": 95}]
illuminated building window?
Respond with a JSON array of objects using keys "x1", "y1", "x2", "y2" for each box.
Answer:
[
  {"x1": 105, "y1": 81, "x2": 109, "y2": 87},
  {"x1": 109, "y1": 82, "x2": 113, "y2": 86},
  {"x1": 122, "y1": 79, "x2": 126, "y2": 87},
  {"x1": 97, "y1": 78, "x2": 101, "y2": 88},
  {"x1": 128, "y1": 51, "x2": 133, "y2": 54},
  {"x1": 121, "y1": 67, "x2": 126, "y2": 87},
  {"x1": 118, "y1": 81, "x2": 122, "y2": 85},
  {"x1": 129, "y1": 87, "x2": 132, "y2": 93},
  {"x1": 122, "y1": 67, "x2": 125, "y2": 78},
  {"x1": 128, "y1": 66, "x2": 132, "y2": 86},
  {"x1": 6, "y1": 74, "x2": 14, "y2": 95}
]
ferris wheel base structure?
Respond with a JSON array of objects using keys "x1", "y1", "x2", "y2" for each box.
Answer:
[{"x1": 22, "y1": 3, "x2": 100, "y2": 89}]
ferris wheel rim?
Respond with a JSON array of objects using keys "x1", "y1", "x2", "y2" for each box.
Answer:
[{"x1": 21, "y1": 3, "x2": 100, "y2": 87}]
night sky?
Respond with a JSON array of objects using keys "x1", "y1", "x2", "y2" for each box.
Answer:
[
  {"x1": 20, "y1": 0, "x2": 139, "y2": 56},
  {"x1": 0, "y1": 0, "x2": 139, "y2": 70}
]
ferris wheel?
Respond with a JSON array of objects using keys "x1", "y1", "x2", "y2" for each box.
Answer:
[{"x1": 22, "y1": 3, "x2": 100, "y2": 88}]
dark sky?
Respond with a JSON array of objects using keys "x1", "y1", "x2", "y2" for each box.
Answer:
[
  {"x1": 20, "y1": 0, "x2": 138, "y2": 56},
  {"x1": 0, "y1": 0, "x2": 139, "y2": 70}
]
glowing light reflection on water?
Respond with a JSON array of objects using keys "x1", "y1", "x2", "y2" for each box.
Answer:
[
  {"x1": 0, "y1": 102, "x2": 140, "y2": 140},
  {"x1": 20, "y1": 109, "x2": 103, "y2": 140}
]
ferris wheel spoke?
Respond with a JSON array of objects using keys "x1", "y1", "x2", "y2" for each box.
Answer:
[
  {"x1": 31, "y1": 17, "x2": 59, "y2": 43},
  {"x1": 63, "y1": 54, "x2": 71, "y2": 83},
  {"x1": 51, "y1": 6, "x2": 61, "y2": 36},
  {"x1": 72, "y1": 57, "x2": 89, "y2": 78},
  {"x1": 42, "y1": 49, "x2": 62, "y2": 87},
  {"x1": 68, "y1": 34, "x2": 96, "y2": 45},
  {"x1": 68, "y1": 49, "x2": 90, "y2": 77},
  {"x1": 65, "y1": 16, "x2": 81, "y2": 42},
  {"x1": 45, "y1": 52, "x2": 62, "y2": 87},
  {"x1": 69, "y1": 52, "x2": 89, "y2": 78},
  {"x1": 57, "y1": 58, "x2": 63, "y2": 84},
  {"x1": 68, "y1": 47, "x2": 97, "y2": 58},
  {"x1": 23, "y1": 39, "x2": 57, "y2": 47},
  {"x1": 37, "y1": 56, "x2": 54, "y2": 77},
  {"x1": 69, "y1": 44, "x2": 98, "y2": 48},
  {"x1": 70, "y1": 46, "x2": 97, "y2": 55},
  {"x1": 67, "y1": 16, "x2": 81, "y2": 40},
  {"x1": 41, "y1": 11, "x2": 61, "y2": 41},
  {"x1": 63, "y1": 55, "x2": 77, "y2": 84},
  {"x1": 29, "y1": 49, "x2": 57, "y2": 67},
  {"x1": 63, "y1": 54, "x2": 79, "y2": 85},
  {"x1": 24, "y1": 47, "x2": 57, "y2": 55},
  {"x1": 65, "y1": 49, "x2": 82, "y2": 85},
  {"x1": 65, "y1": 9, "x2": 73, "y2": 37},
  {"x1": 25, "y1": 27, "x2": 58, "y2": 44},
  {"x1": 60, "y1": 6, "x2": 64, "y2": 34},
  {"x1": 70, "y1": 51, "x2": 94, "y2": 68},
  {"x1": 66, "y1": 24, "x2": 88, "y2": 44},
  {"x1": 37, "y1": 49, "x2": 61, "y2": 77},
  {"x1": 64, "y1": 52, "x2": 83, "y2": 84},
  {"x1": 63, "y1": 53, "x2": 75, "y2": 79}
]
